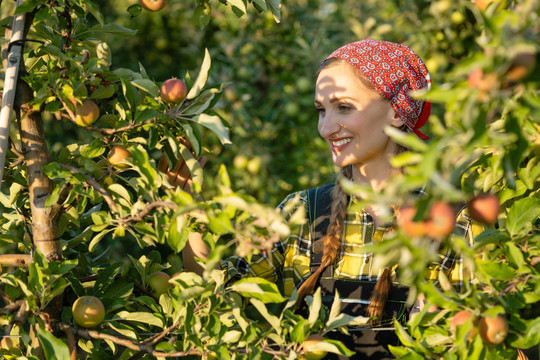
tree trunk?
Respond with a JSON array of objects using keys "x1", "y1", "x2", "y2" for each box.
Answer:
[{"x1": 15, "y1": 79, "x2": 62, "y2": 262}]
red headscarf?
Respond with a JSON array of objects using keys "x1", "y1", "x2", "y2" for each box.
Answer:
[{"x1": 325, "y1": 38, "x2": 431, "y2": 140}]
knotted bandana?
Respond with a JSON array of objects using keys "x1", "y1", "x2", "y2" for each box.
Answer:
[{"x1": 325, "y1": 38, "x2": 431, "y2": 140}]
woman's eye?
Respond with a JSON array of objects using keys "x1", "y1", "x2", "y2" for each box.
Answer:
[
  {"x1": 338, "y1": 104, "x2": 351, "y2": 111},
  {"x1": 315, "y1": 107, "x2": 325, "y2": 114}
]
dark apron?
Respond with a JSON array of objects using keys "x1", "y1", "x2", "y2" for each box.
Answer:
[{"x1": 305, "y1": 184, "x2": 411, "y2": 359}]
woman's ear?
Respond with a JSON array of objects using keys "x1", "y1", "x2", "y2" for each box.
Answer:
[{"x1": 389, "y1": 111, "x2": 404, "y2": 128}]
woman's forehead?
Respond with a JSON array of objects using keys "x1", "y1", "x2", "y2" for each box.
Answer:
[{"x1": 315, "y1": 62, "x2": 379, "y2": 101}]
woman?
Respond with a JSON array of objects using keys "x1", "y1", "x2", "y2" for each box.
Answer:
[{"x1": 180, "y1": 39, "x2": 481, "y2": 359}]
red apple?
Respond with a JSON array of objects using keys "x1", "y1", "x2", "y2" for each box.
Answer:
[
  {"x1": 425, "y1": 202, "x2": 456, "y2": 239},
  {"x1": 160, "y1": 78, "x2": 188, "y2": 104},
  {"x1": 468, "y1": 194, "x2": 500, "y2": 224},
  {"x1": 139, "y1": 0, "x2": 166, "y2": 12},
  {"x1": 450, "y1": 310, "x2": 476, "y2": 341},
  {"x1": 398, "y1": 206, "x2": 426, "y2": 237},
  {"x1": 478, "y1": 315, "x2": 508, "y2": 345}
]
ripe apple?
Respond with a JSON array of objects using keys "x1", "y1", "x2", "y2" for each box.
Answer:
[
  {"x1": 107, "y1": 145, "x2": 130, "y2": 169},
  {"x1": 474, "y1": 0, "x2": 508, "y2": 12},
  {"x1": 478, "y1": 315, "x2": 508, "y2": 345},
  {"x1": 505, "y1": 52, "x2": 536, "y2": 83},
  {"x1": 425, "y1": 201, "x2": 456, "y2": 239},
  {"x1": 302, "y1": 334, "x2": 328, "y2": 360},
  {"x1": 398, "y1": 206, "x2": 426, "y2": 238},
  {"x1": 72, "y1": 296, "x2": 106, "y2": 328},
  {"x1": 468, "y1": 194, "x2": 500, "y2": 224},
  {"x1": 74, "y1": 100, "x2": 100, "y2": 127},
  {"x1": 139, "y1": 0, "x2": 166, "y2": 12},
  {"x1": 450, "y1": 310, "x2": 476, "y2": 340},
  {"x1": 160, "y1": 78, "x2": 188, "y2": 104},
  {"x1": 147, "y1": 271, "x2": 172, "y2": 297}
]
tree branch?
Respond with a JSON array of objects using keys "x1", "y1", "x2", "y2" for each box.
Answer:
[
  {"x1": 85, "y1": 119, "x2": 156, "y2": 135},
  {"x1": 123, "y1": 201, "x2": 178, "y2": 224},
  {"x1": 55, "y1": 322, "x2": 202, "y2": 357},
  {"x1": 57, "y1": 163, "x2": 118, "y2": 213},
  {"x1": 141, "y1": 320, "x2": 180, "y2": 345},
  {"x1": 0, "y1": 254, "x2": 33, "y2": 267}
]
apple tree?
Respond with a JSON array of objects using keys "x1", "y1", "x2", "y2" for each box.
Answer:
[{"x1": 0, "y1": 0, "x2": 360, "y2": 359}]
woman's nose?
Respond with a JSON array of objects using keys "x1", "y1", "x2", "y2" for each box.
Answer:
[{"x1": 318, "y1": 114, "x2": 341, "y2": 138}]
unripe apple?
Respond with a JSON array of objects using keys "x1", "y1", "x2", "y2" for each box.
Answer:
[
  {"x1": 160, "y1": 78, "x2": 188, "y2": 104},
  {"x1": 398, "y1": 206, "x2": 426, "y2": 238},
  {"x1": 302, "y1": 334, "x2": 328, "y2": 360},
  {"x1": 468, "y1": 194, "x2": 500, "y2": 224},
  {"x1": 147, "y1": 271, "x2": 172, "y2": 298},
  {"x1": 107, "y1": 145, "x2": 130, "y2": 169},
  {"x1": 425, "y1": 201, "x2": 456, "y2": 239},
  {"x1": 74, "y1": 100, "x2": 100, "y2": 127},
  {"x1": 72, "y1": 296, "x2": 106, "y2": 328},
  {"x1": 139, "y1": 0, "x2": 166, "y2": 12},
  {"x1": 478, "y1": 315, "x2": 508, "y2": 345}
]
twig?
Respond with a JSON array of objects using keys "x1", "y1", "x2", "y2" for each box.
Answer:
[
  {"x1": 55, "y1": 322, "x2": 202, "y2": 357},
  {"x1": 62, "y1": 324, "x2": 77, "y2": 360},
  {"x1": 0, "y1": 254, "x2": 33, "y2": 267},
  {"x1": 57, "y1": 163, "x2": 118, "y2": 213},
  {"x1": 123, "y1": 201, "x2": 178, "y2": 224},
  {"x1": 141, "y1": 320, "x2": 180, "y2": 345},
  {"x1": 85, "y1": 119, "x2": 156, "y2": 135}
]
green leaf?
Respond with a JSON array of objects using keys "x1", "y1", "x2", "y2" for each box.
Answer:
[
  {"x1": 228, "y1": 0, "x2": 247, "y2": 13},
  {"x1": 208, "y1": 212, "x2": 234, "y2": 234},
  {"x1": 94, "y1": 263, "x2": 123, "y2": 297},
  {"x1": 90, "y1": 85, "x2": 117, "y2": 99},
  {"x1": 394, "y1": 320, "x2": 415, "y2": 347},
  {"x1": 192, "y1": 114, "x2": 231, "y2": 145},
  {"x1": 505, "y1": 242, "x2": 525, "y2": 268},
  {"x1": 304, "y1": 339, "x2": 355, "y2": 357},
  {"x1": 37, "y1": 327, "x2": 71, "y2": 360},
  {"x1": 476, "y1": 261, "x2": 515, "y2": 280},
  {"x1": 131, "y1": 79, "x2": 160, "y2": 98},
  {"x1": 249, "y1": 298, "x2": 282, "y2": 333},
  {"x1": 114, "y1": 311, "x2": 163, "y2": 327},
  {"x1": 229, "y1": 277, "x2": 286, "y2": 303},
  {"x1": 167, "y1": 216, "x2": 188, "y2": 253},
  {"x1": 76, "y1": 23, "x2": 137, "y2": 40},
  {"x1": 506, "y1": 197, "x2": 540, "y2": 236},
  {"x1": 307, "y1": 287, "x2": 322, "y2": 326},
  {"x1": 89, "y1": 229, "x2": 113, "y2": 252},
  {"x1": 187, "y1": 48, "x2": 211, "y2": 100}
]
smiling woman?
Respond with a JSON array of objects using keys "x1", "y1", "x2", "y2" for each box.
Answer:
[{"x1": 182, "y1": 38, "x2": 483, "y2": 360}]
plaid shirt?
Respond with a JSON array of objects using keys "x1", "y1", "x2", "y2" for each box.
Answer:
[{"x1": 221, "y1": 189, "x2": 486, "y2": 297}]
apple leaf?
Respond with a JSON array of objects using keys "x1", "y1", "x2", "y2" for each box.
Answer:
[
  {"x1": 193, "y1": 114, "x2": 231, "y2": 145},
  {"x1": 37, "y1": 327, "x2": 71, "y2": 360},
  {"x1": 187, "y1": 48, "x2": 211, "y2": 100},
  {"x1": 114, "y1": 311, "x2": 163, "y2": 327},
  {"x1": 227, "y1": 0, "x2": 247, "y2": 14},
  {"x1": 131, "y1": 79, "x2": 160, "y2": 98},
  {"x1": 229, "y1": 277, "x2": 286, "y2": 303},
  {"x1": 506, "y1": 197, "x2": 540, "y2": 236}
]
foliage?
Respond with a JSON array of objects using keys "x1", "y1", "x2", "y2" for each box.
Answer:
[{"x1": 0, "y1": 0, "x2": 538, "y2": 359}]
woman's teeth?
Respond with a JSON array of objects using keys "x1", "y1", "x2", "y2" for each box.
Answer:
[{"x1": 332, "y1": 138, "x2": 352, "y2": 147}]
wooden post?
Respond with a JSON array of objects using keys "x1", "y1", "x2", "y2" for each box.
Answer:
[{"x1": 0, "y1": 0, "x2": 26, "y2": 184}]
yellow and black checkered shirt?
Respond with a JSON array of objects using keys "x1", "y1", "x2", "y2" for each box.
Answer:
[{"x1": 221, "y1": 189, "x2": 486, "y2": 297}]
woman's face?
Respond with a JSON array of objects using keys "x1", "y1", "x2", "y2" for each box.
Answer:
[{"x1": 315, "y1": 61, "x2": 403, "y2": 172}]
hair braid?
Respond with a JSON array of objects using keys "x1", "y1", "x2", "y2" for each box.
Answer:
[{"x1": 295, "y1": 166, "x2": 352, "y2": 308}]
